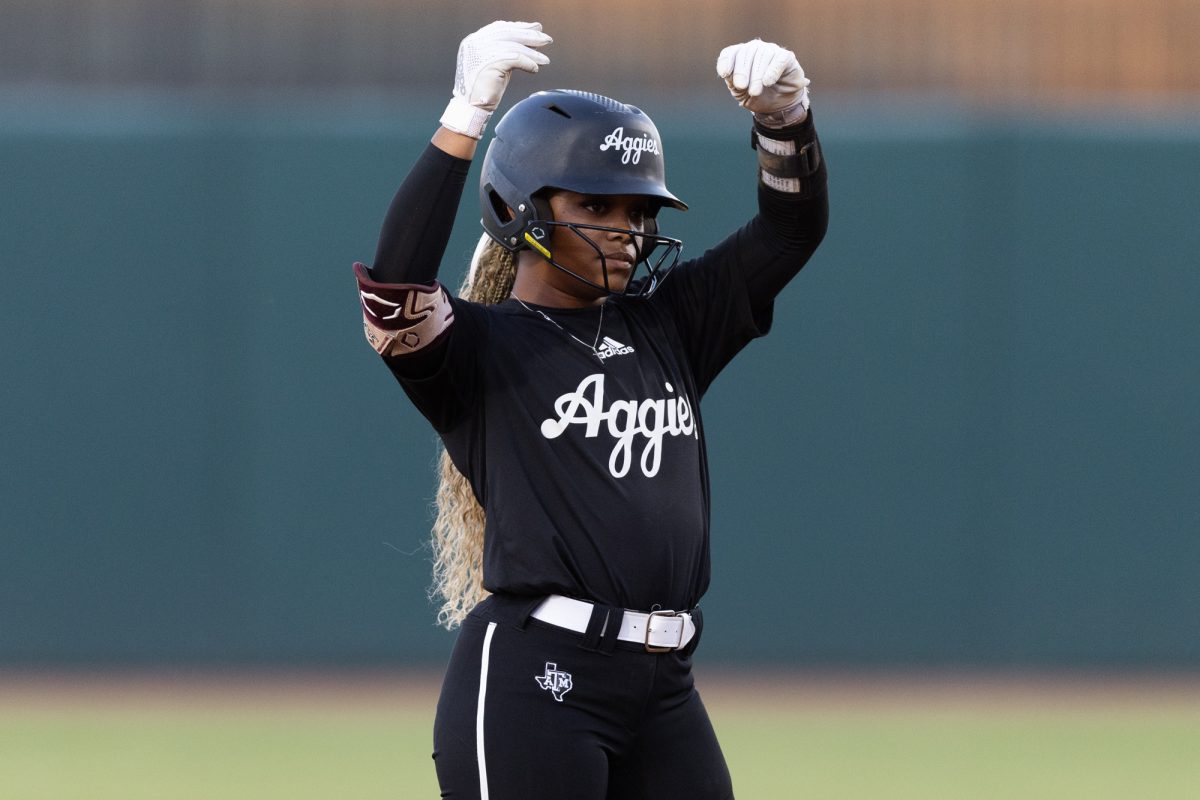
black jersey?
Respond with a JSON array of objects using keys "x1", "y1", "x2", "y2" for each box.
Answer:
[
  {"x1": 389, "y1": 251, "x2": 767, "y2": 612},
  {"x1": 358, "y1": 115, "x2": 827, "y2": 613}
]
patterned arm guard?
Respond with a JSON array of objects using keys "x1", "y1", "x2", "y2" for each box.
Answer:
[
  {"x1": 751, "y1": 110, "x2": 823, "y2": 196},
  {"x1": 354, "y1": 263, "x2": 455, "y2": 357}
]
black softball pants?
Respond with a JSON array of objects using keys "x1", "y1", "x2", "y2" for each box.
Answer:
[{"x1": 432, "y1": 594, "x2": 734, "y2": 800}]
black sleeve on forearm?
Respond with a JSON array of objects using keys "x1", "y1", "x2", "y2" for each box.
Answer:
[
  {"x1": 744, "y1": 112, "x2": 830, "y2": 303},
  {"x1": 369, "y1": 142, "x2": 473, "y2": 285}
]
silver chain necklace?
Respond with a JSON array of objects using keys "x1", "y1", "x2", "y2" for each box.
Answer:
[{"x1": 512, "y1": 294, "x2": 607, "y2": 362}]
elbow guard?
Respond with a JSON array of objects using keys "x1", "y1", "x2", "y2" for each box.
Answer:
[{"x1": 354, "y1": 263, "x2": 454, "y2": 357}]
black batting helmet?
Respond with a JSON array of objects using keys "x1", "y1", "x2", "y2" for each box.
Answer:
[{"x1": 480, "y1": 89, "x2": 688, "y2": 296}]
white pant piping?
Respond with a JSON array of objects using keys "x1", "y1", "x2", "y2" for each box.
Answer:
[{"x1": 476, "y1": 621, "x2": 497, "y2": 800}]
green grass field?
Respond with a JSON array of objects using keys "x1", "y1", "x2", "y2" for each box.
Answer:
[{"x1": 2, "y1": 673, "x2": 1197, "y2": 799}]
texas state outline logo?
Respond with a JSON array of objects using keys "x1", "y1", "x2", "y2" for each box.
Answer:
[{"x1": 534, "y1": 662, "x2": 573, "y2": 702}]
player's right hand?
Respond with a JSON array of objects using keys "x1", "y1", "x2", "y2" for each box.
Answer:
[{"x1": 440, "y1": 21, "x2": 552, "y2": 140}]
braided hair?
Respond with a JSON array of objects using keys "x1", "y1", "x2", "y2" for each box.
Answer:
[{"x1": 430, "y1": 234, "x2": 517, "y2": 628}]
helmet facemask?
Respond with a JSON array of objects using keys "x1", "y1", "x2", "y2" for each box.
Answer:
[{"x1": 520, "y1": 216, "x2": 683, "y2": 299}]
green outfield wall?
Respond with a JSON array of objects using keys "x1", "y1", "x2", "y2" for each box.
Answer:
[{"x1": 2, "y1": 98, "x2": 1197, "y2": 667}]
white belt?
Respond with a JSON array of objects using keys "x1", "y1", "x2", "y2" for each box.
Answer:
[{"x1": 531, "y1": 595, "x2": 696, "y2": 652}]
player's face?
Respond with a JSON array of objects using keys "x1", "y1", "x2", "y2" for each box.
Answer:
[{"x1": 545, "y1": 191, "x2": 650, "y2": 297}]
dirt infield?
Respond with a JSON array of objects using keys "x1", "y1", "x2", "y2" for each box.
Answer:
[{"x1": 2, "y1": 668, "x2": 1197, "y2": 712}]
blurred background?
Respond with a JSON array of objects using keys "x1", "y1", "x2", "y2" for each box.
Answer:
[
  {"x1": 3, "y1": 0, "x2": 1199, "y2": 671},
  {"x1": 1, "y1": 1, "x2": 1198, "y2": 795}
]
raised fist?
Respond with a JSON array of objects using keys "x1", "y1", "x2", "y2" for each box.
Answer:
[{"x1": 716, "y1": 39, "x2": 810, "y2": 127}]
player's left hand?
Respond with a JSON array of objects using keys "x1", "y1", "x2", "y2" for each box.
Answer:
[{"x1": 716, "y1": 39, "x2": 810, "y2": 127}]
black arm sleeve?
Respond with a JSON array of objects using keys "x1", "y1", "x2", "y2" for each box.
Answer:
[
  {"x1": 743, "y1": 112, "x2": 830, "y2": 306},
  {"x1": 369, "y1": 142, "x2": 473, "y2": 285},
  {"x1": 649, "y1": 111, "x2": 828, "y2": 394}
]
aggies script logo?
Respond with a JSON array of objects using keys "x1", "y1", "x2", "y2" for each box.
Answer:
[
  {"x1": 540, "y1": 374, "x2": 698, "y2": 478},
  {"x1": 599, "y1": 127, "x2": 661, "y2": 165}
]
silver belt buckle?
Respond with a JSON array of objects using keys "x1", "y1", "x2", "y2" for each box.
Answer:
[{"x1": 644, "y1": 609, "x2": 683, "y2": 653}]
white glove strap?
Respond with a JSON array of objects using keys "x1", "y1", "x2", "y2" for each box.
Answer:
[
  {"x1": 440, "y1": 95, "x2": 492, "y2": 140},
  {"x1": 752, "y1": 88, "x2": 810, "y2": 129}
]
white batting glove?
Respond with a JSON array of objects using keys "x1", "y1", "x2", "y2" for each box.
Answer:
[
  {"x1": 440, "y1": 20, "x2": 552, "y2": 140},
  {"x1": 716, "y1": 39, "x2": 810, "y2": 128}
]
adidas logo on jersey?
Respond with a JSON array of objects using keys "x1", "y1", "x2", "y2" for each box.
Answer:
[{"x1": 596, "y1": 336, "x2": 634, "y2": 360}]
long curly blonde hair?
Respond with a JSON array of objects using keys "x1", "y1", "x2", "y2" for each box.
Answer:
[{"x1": 430, "y1": 234, "x2": 517, "y2": 629}]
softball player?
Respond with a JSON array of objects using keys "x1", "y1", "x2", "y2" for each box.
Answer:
[{"x1": 354, "y1": 20, "x2": 828, "y2": 799}]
